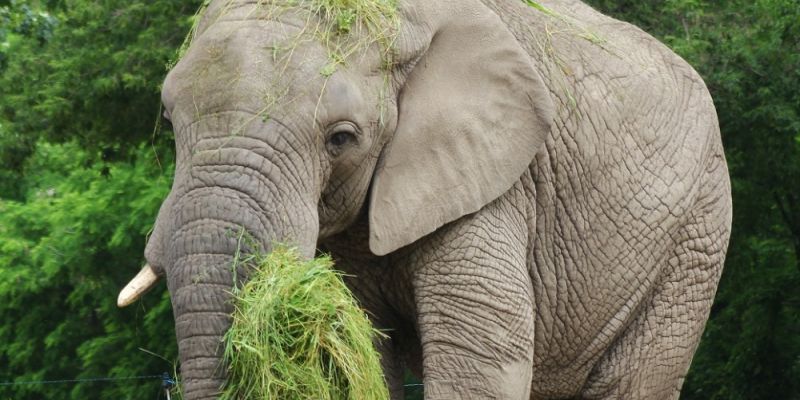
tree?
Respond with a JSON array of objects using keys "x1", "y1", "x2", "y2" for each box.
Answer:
[{"x1": 0, "y1": 0, "x2": 200, "y2": 398}]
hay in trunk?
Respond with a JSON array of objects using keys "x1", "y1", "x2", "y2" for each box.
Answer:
[{"x1": 221, "y1": 247, "x2": 389, "y2": 400}]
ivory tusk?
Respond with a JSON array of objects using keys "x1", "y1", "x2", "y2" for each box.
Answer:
[{"x1": 117, "y1": 264, "x2": 161, "y2": 307}]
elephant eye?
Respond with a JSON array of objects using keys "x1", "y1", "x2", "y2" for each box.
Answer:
[
  {"x1": 329, "y1": 132, "x2": 352, "y2": 147},
  {"x1": 325, "y1": 122, "x2": 359, "y2": 156}
]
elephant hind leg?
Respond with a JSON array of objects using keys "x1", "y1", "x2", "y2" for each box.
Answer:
[{"x1": 579, "y1": 159, "x2": 732, "y2": 400}]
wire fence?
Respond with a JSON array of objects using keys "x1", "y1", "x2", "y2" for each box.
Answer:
[
  {"x1": 0, "y1": 373, "x2": 178, "y2": 400},
  {"x1": 0, "y1": 374, "x2": 165, "y2": 386},
  {"x1": 0, "y1": 373, "x2": 421, "y2": 389}
]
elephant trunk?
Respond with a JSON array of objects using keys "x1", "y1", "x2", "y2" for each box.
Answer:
[{"x1": 167, "y1": 184, "x2": 318, "y2": 399}]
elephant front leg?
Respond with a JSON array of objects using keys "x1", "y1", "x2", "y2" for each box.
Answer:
[{"x1": 409, "y1": 198, "x2": 535, "y2": 400}]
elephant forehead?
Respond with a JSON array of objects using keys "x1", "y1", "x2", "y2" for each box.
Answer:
[
  {"x1": 162, "y1": 19, "x2": 329, "y2": 124},
  {"x1": 197, "y1": 0, "x2": 312, "y2": 33}
]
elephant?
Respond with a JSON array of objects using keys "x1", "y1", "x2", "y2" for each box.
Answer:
[{"x1": 116, "y1": 0, "x2": 732, "y2": 399}]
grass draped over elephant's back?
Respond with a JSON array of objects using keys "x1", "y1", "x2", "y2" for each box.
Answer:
[{"x1": 221, "y1": 247, "x2": 389, "y2": 400}]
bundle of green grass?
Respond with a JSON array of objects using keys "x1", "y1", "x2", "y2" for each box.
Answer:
[{"x1": 221, "y1": 247, "x2": 389, "y2": 400}]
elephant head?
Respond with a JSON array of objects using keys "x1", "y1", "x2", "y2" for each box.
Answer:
[{"x1": 118, "y1": 0, "x2": 553, "y2": 397}]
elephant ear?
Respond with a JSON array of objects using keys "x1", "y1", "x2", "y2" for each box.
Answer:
[{"x1": 368, "y1": 0, "x2": 554, "y2": 256}]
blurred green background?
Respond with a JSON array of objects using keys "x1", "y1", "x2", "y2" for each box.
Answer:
[{"x1": 1, "y1": 0, "x2": 797, "y2": 398}]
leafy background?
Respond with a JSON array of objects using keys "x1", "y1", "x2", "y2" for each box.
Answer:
[{"x1": 0, "y1": 0, "x2": 797, "y2": 399}]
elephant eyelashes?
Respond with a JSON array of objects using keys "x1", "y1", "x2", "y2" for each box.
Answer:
[{"x1": 325, "y1": 121, "x2": 359, "y2": 157}]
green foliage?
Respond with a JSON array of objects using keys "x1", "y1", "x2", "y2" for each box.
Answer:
[
  {"x1": 0, "y1": 1, "x2": 56, "y2": 68},
  {"x1": 0, "y1": 142, "x2": 177, "y2": 399},
  {"x1": 0, "y1": 0, "x2": 199, "y2": 398},
  {"x1": 0, "y1": 0, "x2": 199, "y2": 198},
  {"x1": 0, "y1": 1, "x2": 56, "y2": 198},
  {"x1": 222, "y1": 247, "x2": 388, "y2": 400}
]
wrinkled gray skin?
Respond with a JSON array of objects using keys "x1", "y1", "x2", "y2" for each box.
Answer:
[{"x1": 147, "y1": 0, "x2": 732, "y2": 398}]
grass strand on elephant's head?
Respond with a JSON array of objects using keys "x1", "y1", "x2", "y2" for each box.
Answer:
[
  {"x1": 174, "y1": 0, "x2": 399, "y2": 71},
  {"x1": 221, "y1": 246, "x2": 389, "y2": 399}
]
